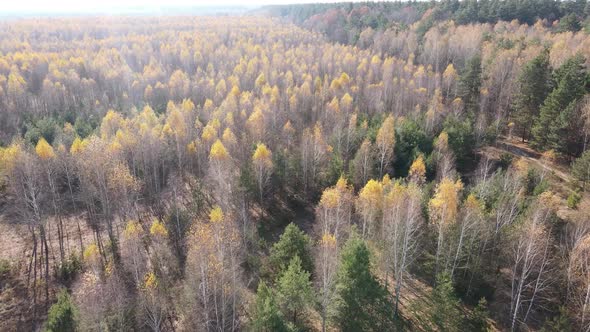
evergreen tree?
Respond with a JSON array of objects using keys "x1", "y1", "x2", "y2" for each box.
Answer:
[
  {"x1": 251, "y1": 281, "x2": 290, "y2": 332},
  {"x1": 333, "y1": 236, "x2": 394, "y2": 331},
  {"x1": 269, "y1": 223, "x2": 314, "y2": 276},
  {"x1": 512, "y1": 48, "x2": 552, "y2": 141},
  {"x1": 46, "y1": 289, "x2": 77, "y2": 332},
  {"x1": 459, "y1": 55, "x2": 482, "y2": 116},
  {"x1": 572, "y1": 150, "x2": 590, "y2": 189},
  {"x1": 469, "y1": 298, "x2": 490, "y2": 332},
  {"x1": 430, "y1": 273, "x2": 463, "y2": 331},
  {"x1": 540, "y1": 306, "x2": 572, "y2": 332},
  {"x1": 558, "y1": 13, "x2": 582, "y2": 32},
  {"x1": 276, "y1": 255, "x2": 314, "y2": 325},
  {"x1": 532, "y1": 54, "x2": 587, "y2": 156}
]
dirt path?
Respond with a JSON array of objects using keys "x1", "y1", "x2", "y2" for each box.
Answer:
[{"x1": 494, "y1": 139, "x2": 573, "y2": 183}]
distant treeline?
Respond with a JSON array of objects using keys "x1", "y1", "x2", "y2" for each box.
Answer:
[{"x1": 266, "y1": 0, "x2": 590, "y2": 44}]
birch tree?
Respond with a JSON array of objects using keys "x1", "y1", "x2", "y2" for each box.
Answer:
[
  {"x1": 376, "y1": 114, "x2": 395, "y2": 177},
  {"x1": 382, "y1": 181, "x2": 422, "y2": 316},
  {"x1": 508, "y1": 194, "x2": 555, "y2": 331}
]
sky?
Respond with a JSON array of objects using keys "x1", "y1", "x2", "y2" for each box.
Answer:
[{"x1": 2, "y1": 0, "x2": 354, "y2": 14}]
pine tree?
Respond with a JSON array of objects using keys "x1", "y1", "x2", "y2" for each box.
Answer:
[
  {"x1": 252, "y1": 281, "x2": 289, "y2": 332},
  {"x1": 532, "y1": 54, "x2": 587, "y2": 156},
  {"x1": 46, "y1": 289, "x2": 77, "y2": 332},
  {"x1": 572, "y1": 150, "x2": 590, "y2": 189},
  {"x1": 269, "y1": 223, "x2": 313, "y2": 276},
  {"x1": 512, "y1": 48, "x2": 552, "y2": 141},
  {"x1": 459, "y1": 55, "x2": 482, "y2": 116},
  {"x1": 276, "y1": 255, "x2": 314, "y2": 325},
  {"x1": 333, "y1": 236, "x2": 394, "y2": 331},
  {"x1": 430, "y1": 273, "x2": 462, "y2": 331}
]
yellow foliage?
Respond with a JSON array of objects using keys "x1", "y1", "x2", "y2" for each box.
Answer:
[
  {"x1": 123, "y1": 220, "x2": 142, "y2": 238},
  {"x1": 143, "y1": 272, "x2": 158, "y2": 290},
  {"x1": 283, "y1": 120, "x2": 295, "y2": 137},
  {"x1": 209, "y1": 139, "x2": 229, "y2": 161},
  {"x1": 335, "y1": 175, "x2": 349, "y2": 191},
  {"x1": 222, "y1": 128, "x2": 237, "y2": 146},
  {"x1": 541, "y1": 149, "x2": 556, "y2": 163},
  {"x1": 320, "y1": 233, "x2": 337, "y2": 248},
  {"x1": 429, "y1": 178, "x2": 463, "y2": 226},
  {"x1": 0, "y1": 144, "x2": 21, "y2": 174},
  {"x1": 247, "y1": 107, "x2": 265, "y2": 138},
  {"x1": 70, "y1": 137, "x2": 84, "y2": 154},
  {"x1": 83, "y1": 243, "x2": 100, "y2": 262},
  {"x1": 435, "y1": 131, "x2": 449, "y2": 152},
  {"x1": 382, "y1": 174, "x2": 392, "y2": 188},
  {"x1": 358, "y1": 179, "x2": 383, "y2": 210},
  {"x1": 464, "y1": 194, "x2": 482, "y2": 211},
  {"x1": 209, "y1": 206, "x2": 224, "y2": 223},
  {"x1": 253, "y1": 143, "x2": 273, "y2": 169},
  {"x1": 409, "y1": 155, "x2": 426, "y2": 182},
  {"x1": 514, "y1": 158, "x2": 529, "y2": 176},
  {"x1": 376, "y1": 115, "x2": 395, "y2": 152},
  {"x1": 320, "y1": 187, "x2": 340, "y2": 209},
  {"x1": 35, "y1": 137, "x2": 55, "y2": 160},
  {"x1": 201, "y1": 124, "x2": 217, "y2": 142},
  {"x1": 150, "y1": 219, "x2": 168, "y2": 238},
  {"x1": 187, "y1": 140, "x2": 198, "y2": 155}
]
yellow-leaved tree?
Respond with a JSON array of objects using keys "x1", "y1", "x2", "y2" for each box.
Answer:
[
  {"x1": 185, "y1": 205, "x2": 242, "y2": 331},
  {"x1": 408, "y1": 154, "x2": 426, "y2": 184},
  {"x1": 252, "y1": 143, "x2": 273, "y2": 203},
  {"x1": 356, "y1": 179, "x2": 383, "y2": 238},
  {"x1": 429, "y1": 177, "x2": 463, "y2": 274},
  {"x1": 376, "y1": 114, "x2": 395, "y2": 177}
]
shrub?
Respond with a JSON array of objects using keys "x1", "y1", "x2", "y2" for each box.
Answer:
[
  {"x1": 0, "y1": 259, "x2": 10, "y2": 276},
  {"x1": 498, "y1": 153, "x2": 513, "y2": 170},
  {"x1": 46, "y1": 289, "x2": 77, "y2": 332},
  {"x1": 56, "y1": 254, "x2": 82, "y2": 285},
  {"x1": 567, "y1": 191, "x2": 582, "y2": 209}
]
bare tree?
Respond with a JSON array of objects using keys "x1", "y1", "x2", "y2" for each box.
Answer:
[{"x1": 508, "y1": 194, "x2": 555, "y2": 331}]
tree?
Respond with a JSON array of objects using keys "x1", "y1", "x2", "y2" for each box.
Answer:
[
  {"x1": 558, "y1": 13, "x2": 582, "y2": 32},
  {"x1": 408, "y1": 154, "x2": 426, "y2": 184},
  {"x1": 301, "y1": 124, "x2": 330, "y2": 195},
  {"x1": 46, "y1": 289, "x2": 77, "y2": 332},
  {"x1": 470, "y1": 298, "x2": 490, "y2": 332},
  {"x1": 572, "y1": 150, "x2": 590, "y2": 189},
  {"x1": 448, "y1": 194, "x2": 484, "y2": 280},
  {"x1": 333, "y1": 236, "x2": 393, "y2": 331},
  {"x1": 277, "y1": 256, "x2": 314, "y2": 325},
  {"x1": 459, "y1": 54, "x2": 482, "y2": 115},
  {"x1": 568, "y1": 232, "x2": 590, "y2": 331},
  {"x1": 429, "y1": 178, "x2": 463, "y2": 274},
  {"x1": 351, "y1": 139, "x2": 374, "y2": 188},
  {"x1": 376, "y1": 114, "x2": 395, "y2": 177},
  {"x1": 316, "y1": 176, "x2": 354, "y2": 241},
  {"x1": 433, "y1": 131, "x2": 456, "y2": 180},
  {"x1": 508, "y1": 194, "x2": 554, "y2": 331},
  {"x1": 270, "y1": 223, "x2": 313, "y2": 276},
  {"x1": 532, "y1": 54, "x2": 587, "y2": 156},
  {"x1": 252, "y1": 143, "x2": 273, "y2": 203},
  {"x1": 184, "y1": 205, "x2": 242, "y2": 331},
  {"x1": 316, "y1": 232, "x2": 338, "y2": 332},
  {"x1": 512, "y1": 49, "x2": 552, "y2": 141},
  {"x1": 382, "y1": 182, "x2": 422, "y2": 316},
  {"x1": 430, "y1": 273, "x2": 463, "y2": 331},
  {"x1": 252, "y1": 281, "x2": 289, "y2": 332},
  {"x1": 356, "y1": 179, "x2": 383, "y2": 238}
]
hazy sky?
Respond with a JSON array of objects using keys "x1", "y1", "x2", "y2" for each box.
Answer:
[{"x1": 2, "y1": 0, "x2": 353, "y2": 14}]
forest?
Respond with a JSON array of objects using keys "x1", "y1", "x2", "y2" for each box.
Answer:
[{"x1": 0, "y1": 1, "x2": 589, "y2": 331}]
